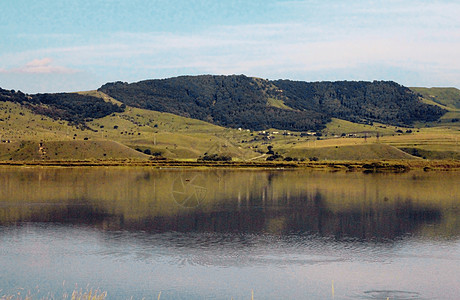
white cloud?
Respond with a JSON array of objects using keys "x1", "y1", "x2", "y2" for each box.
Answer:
[
  {"x1": 1, "y1": 58, "x2": 78, "y2": 74},
  {"x1": 0, "y1": 70, "x2": 102, "y2": 93},
  {"x1": 1, "y1": 2, "x2": 460, "y2": 90}
]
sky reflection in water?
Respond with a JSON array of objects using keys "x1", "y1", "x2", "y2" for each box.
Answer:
[{"x1": 0, "y1": 168, "x2": 459, "y2": 299}]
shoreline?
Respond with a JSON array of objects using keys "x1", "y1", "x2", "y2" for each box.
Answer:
[{"x1": 1, "y1": 159, "x2": 459, "y2": 172}]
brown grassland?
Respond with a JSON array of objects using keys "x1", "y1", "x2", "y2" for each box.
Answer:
[{"x1": 0, "y1": 88, "x2": 458, "y2": 169}]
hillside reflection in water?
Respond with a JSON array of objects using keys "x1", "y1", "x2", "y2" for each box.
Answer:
[{"x1": 0, "y1": 168, "x2": 459, "y2": 299}]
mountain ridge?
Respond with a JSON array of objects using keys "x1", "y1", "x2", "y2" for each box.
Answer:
[
  {"x1": 1, "y1": 75, "x2": 448, "y2": 132},
  {"x1": 99, "y1": 75, "x2": 446, "y2": 131},
  {"x1": 0, "y1": 77, "x2": 458, "y2": 162}
]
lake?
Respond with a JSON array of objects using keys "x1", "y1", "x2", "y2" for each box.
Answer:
[{"x1": 0, "y1": 167, "x2": 459, "y2": 299}]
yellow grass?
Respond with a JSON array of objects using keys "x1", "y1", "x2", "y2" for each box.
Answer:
[
  {"x1": 0, "y1": 140, "x2": 149, "y2": 161},
  {"x1": 0, "y1": 288, "x2": 107, "y2": 300},
  {"x1": 324, "y1": 118, "x2": 407, "y2": 136},
  {"x1": 282, "y1": 143, "x2": 416, "y2": 160},
  {"x1": 1, "y1": 90, "x2": 458, "y2": 161},
  {"x1": 267, "y1": 97, "x2": 294, "y2": 110}
]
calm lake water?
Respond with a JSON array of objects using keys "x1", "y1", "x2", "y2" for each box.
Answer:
[{"x1": 0, "y1": 167, "x2": 459, "y2": 299}]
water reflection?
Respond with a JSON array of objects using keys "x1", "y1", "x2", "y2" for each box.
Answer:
[
  {"x1": 0, "y1": 167, "x2": 458, "y2": 241},
  {"x1": 0, "y1": 168, "x2": 459, "y2": 299}
]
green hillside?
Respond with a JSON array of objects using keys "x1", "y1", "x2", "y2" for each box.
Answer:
[
  {"x1": 99, "y1": 76, "x2": 445, "y2": 131},
  {"x1": 410, "y1": 87, "x2": 460, "y2": 130},
  {"x1": 0, "y1": 88, "x2": 124, "y2": 126},
  {"x1": 87, "y1": 104, "x2": 258, "y2": 160},
  {"x1": 411, "y1": 87, "x2": 460, "y2": 110},
  {"x1": 0, "y1": 78, "x2": 458, "y2": 162},
  {"x1": 0, "y1": 95, "x2": 260, "y2": 161},
  {"x1": 98, "y1": 75, "x2": 327, "y2": 131},
  {"x1": 271, "y1": 80, "x2": 445, "y2": 126}
]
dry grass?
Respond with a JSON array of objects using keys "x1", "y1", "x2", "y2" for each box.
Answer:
[
  {"x1": 281, "y1": 143, "x2": 416, "y2": 160},
  {"x1": 0, "y1": 140, "x2": 149, "y2": 161},
  {"x1": 0, "y1": 158, "x2": 458, "y2": 171},
  {"x1": 0, "y1": 288, "x2": 107, "y2": 300},
  {"x1": 1, "y1": 90, "x2": 458, "y2": 161}
]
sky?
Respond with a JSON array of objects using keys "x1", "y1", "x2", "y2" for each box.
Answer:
[{"x1": 1, "y1": 0, "x2": 459, "y2": 93}]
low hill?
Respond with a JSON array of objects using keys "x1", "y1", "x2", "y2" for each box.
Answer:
[
  {"x1": 99, "y1": 75, "x2": 328, "y2": 131},
  {"x1": 409, "y1": 87, "x2": 460, "y2": 128},
  {"x1": 411, "y1": 87, "x2": 460, "y2": 110},
  {"x1": 0, "y1": 98, "x2": 259, "y2": 161},
  {"x1": 0, "y1": 88, "x2": 125, "y2": 126},
  {"x1": 0, "y1": 140, "x2": 148, "y2": 161},
  {"x1": 99, "y1": 75, "x2": 445, "y2": 131},
  {"x1": 0, "y1": 76, "x2": 457, "y2": 162},
  {"x1": 271, "y1": 80, "x2": 445, "y2": 125},
  {"x1": 281, "y1": 144, "x2": 417, "y2": 161}
]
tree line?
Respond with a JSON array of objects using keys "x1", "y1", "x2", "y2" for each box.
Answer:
[
  {"x1": 1, "y1": 74, "x2": 446, "y2": 132},
  {"x1": 99, "y1": 76, "x2": 328, "y2": 131},
  {"x1": 100, "y1": 75, "x2": 445, "y2": 131}
]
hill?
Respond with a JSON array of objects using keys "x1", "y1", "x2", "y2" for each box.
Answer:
[
  {"x1": 409, "y1": 87, "x2": 460, "y2": 130},
  {"x1": 0, "y1": 88, "x2": 125, "y2": 127},
  {"x1": 99, "y1": 75, "x2": 328, "y2": 131},
  {"x1": 281, "y1": 144, "x2": 417, "y2": 161},
  {"x1": 0, "y1": 98, "x2": 260, "y2": 161},
  {"x1": 0, "y1": 140, "x2": 148, "y2": 161},
  {"x1": 271, "y1": 80, "x2": 445, "y2": 125},
  {"x1": 0, "y1": 77, "x2": 457, "y2": 162},
  {"x1": 411, "y1": 87, "x2": 460, "y2": 110},
  {"x1": 99, "y1": 75, "x2": 445, "y2": 131}
]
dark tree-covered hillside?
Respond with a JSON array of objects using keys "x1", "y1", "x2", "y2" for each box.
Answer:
[
  {"x1": 0, "y1": 88, "x2": 29, "y2": 102},
  {"x1": 0, "y1": 88, "x2": 125, "y2": 125},
  {"x1": 99, "y1": 75, "x2": 328, "y2": 131},
  {"x1": 1, "y1": 74, "x2": 446, "y2": 132},
  {"x1": 99, "y1": 75, "x2": 446, "y2": 130},
  {"x1": 270, "y1": 80, "x2": 445, "y2": 125}
]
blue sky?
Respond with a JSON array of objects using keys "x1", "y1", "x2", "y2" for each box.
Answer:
[{"x1": 1, "y1": 0, "x2": 459, "y2": 93}]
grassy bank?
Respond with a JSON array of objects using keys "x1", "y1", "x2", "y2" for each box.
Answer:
[{"x1": 1, "y1": 159, "x2": 459, "y2": 171}]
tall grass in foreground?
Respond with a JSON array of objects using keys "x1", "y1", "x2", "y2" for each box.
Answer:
[
  {"x1": 0, "y1": 288, "x2": 107, "y2": 300},
  {"x1": 69, "y1": 289, "x2": 107, "y2": 300}
]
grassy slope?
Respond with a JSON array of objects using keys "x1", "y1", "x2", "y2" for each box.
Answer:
[
  {"x1": 315, "y1": 125, "x2": 458, "y2": 160},
  {"x1": 305, "y1": 89, "x2": 460, "y2": 160},
  {"x1": 252, "y1": 77, "x2": 295, "y2": 111},
  {"x1": 410, "y1": 87, "x2": 460, "y2": 127},
  {"x1": 86, "y1": 103, "x2": 258, "y2": 160},
  {"x1": 1, "y1": 88, "x2": 459, "y2": 162},
  {"x1": 80, "y1": 91, "x2": 259, "y2": 159},
  {"x1": 267, "y1": 97, "x2": 294, "y2": 110},
  {"x1": 324, "y1": 118, "x2": 410, "y2": 136},
  {"x1": 403, "y1": 87, "x2": 460, "y2": 159},
  {"x1": 0, "y1": 94, "x2": 259, "y2": 161},
  {"x1": 0, "y1": 101, "x2": 81, "y2": 141},
  {"x1": 0, "y1": 140, "x2": 148, "y2": 161},
  {"x1": 0, "y1": 101, "x2": 149, "y2": 160},
  {"x1": 282, "y1": 143, "x2": 416, "y2": 160},
  {"x1": 411, "y1": 87, "x2": 460, "y2": 110}
]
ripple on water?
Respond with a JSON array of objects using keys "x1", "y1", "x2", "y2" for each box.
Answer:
[{"x1": 353, "y1": 290, "x2": 425, "y2": 300}]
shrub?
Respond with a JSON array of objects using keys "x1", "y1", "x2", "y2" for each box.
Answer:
[
  {"x1": 198, "y1": 153, "x2": 232, "y2": 161},
  {"x1": 266, "y1": 154, "x2": 283, "y2": 161}
]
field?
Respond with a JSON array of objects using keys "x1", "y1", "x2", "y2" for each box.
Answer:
[
  {"x1": 0, "y1": 140, "x2": 149, "y2": 161},
  {"x1": 0, "y1": 88, "x2": 459, "y2": 162}
]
